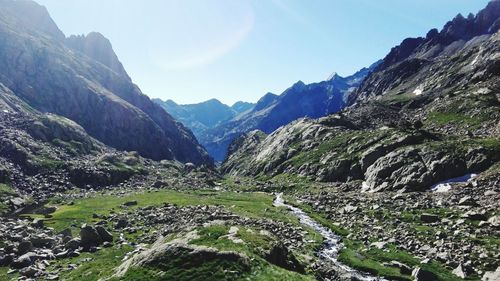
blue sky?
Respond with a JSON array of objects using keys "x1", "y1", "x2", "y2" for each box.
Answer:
[{"x1": 36, "y1": 0, "x2": 490, "y2": 105}]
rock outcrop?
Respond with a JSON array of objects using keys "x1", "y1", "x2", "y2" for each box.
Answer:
[
  {"x1": 0, "y1": 0, "x2": 211, "y2": 165},
  {"x1": 222, "y1": 3, "x2": 500, "y2": 192}
]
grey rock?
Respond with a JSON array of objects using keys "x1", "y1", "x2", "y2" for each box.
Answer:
[
  {"x1": 17, "y1": 241, "x2": 33, "y2": 255},
  {"x1": 79, "y1": 224, "x2": 102, "y2": 248},
  {"x1": 412, "y1": 267, "x2": 438, "y2": 281},
  {"x1": 96, "y1": 226, "x2": 113, "y2": 242},
  {"x1": 11, "y1": 252, "x2": 36, "y2": 269},
  {"x1": 482, "y1": 267, "x2": 500, "y2": 281},
  {"x1": 420, "y1": 213, "x2": 439, "y2": 223}
]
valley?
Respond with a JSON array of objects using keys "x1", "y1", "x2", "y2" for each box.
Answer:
[{"x1": 0, "y1": 0, "x2": 499, "y2": 281}]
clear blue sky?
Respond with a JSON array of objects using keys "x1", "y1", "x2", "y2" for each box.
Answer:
[{"x1": 36, "y1": 0, "x2": 490, "y2": 105}]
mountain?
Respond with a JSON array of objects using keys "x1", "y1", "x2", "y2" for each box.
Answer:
[
  {"x1": 202, "y1": 63, "x2": 379, "y2": 161},
  {"x1": 222, "y1": 1, "x2": 500, "y2": 192},
  {"x1": 153, "y1": 98, "x2": 254, "y2": 141},
  {"x1": 0, "y1": 0, "x2": 211, "y2": 165}
]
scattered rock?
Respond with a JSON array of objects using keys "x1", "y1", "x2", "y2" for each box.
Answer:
[
  {"x1": 420, "y1": 213, "x2": 439, "y2": 223},
  {"x1": 412, "y1": 267, "x2": 438, "y2": 281}
]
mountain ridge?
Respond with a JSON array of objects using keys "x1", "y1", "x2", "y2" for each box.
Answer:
[{"x1": 0, "y1": 0, "x2": 211, "y2": 165}]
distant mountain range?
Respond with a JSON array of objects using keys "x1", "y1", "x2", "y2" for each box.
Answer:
[
  {"x1": 153, "y1": 99, "x2": 255, "y2": 140},
  {"x1": 0, "y1": 0, "x2": 211, "y2": 165},
  {"x1": 155, "y1": 62, "x2": 379, "y2": 161}
]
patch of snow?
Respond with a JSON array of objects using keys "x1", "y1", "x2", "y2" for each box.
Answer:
[
  {"x1": 413, "y1": 86, "x2": 424, "y2": 96},
  {"x1": 470, "y1": 47, "x2": 483, "y2": 66},
  {"x1": 361, "y1": 181, "x2": 370, "y2": 192},
  {"x1": 2, "y1": 110, "x2": 8, "y2": 113},
  {"x1": 431, "y1": 174, "x2": 477, "y2": 193}
]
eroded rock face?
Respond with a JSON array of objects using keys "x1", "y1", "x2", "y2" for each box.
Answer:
[{"x1": 0, "y1": 0, "x2": 211, "y2": 165}]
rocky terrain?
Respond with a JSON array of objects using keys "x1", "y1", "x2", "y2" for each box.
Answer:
[
  {"x1": 0, "y1": 0, "x2": 211, "y2": 165},
  {"x1": 222, "y1": 1, "x2": 500, "y2": 191}
]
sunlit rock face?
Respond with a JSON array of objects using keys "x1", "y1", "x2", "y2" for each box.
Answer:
[{"x1": 0, "y1": 0, "x2": 211, "y2": 165}]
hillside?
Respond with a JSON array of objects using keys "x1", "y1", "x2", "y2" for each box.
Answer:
[
  {"x1": 0, "y1": 0, "x2": 211, "y2": 165},
  {"x1": 222, "y1": 1, "x2": 500, "y2": 190}
]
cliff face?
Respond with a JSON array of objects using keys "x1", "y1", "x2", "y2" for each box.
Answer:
[
  {"x1": 0, "y1": 0, "x2": 211, "y2": 165},
  {"x1": 222, "y1": 3, "x2": 500, "y2": 192},
  {"x1": 350, "y1": 0, "x2": 500, "y2": 104}
]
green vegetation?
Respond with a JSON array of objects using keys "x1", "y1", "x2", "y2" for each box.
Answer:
[
  {"x1": 286, "y1": 130, "x2": 390, "y2": 168},
  {"x1": 20, "y1": 190, "x2": 323, "y2": 281},
  {"x1": 52, "y1": 139, "x2": 92, "y2": 155},
  {"x1": 0, "y1": 183, "x2": 16, "y2": 214},
  {"x1": 46, "y1": 246, "x2": 133, "y2": 281},
  {"x1": 427, "y1": 112, "x2": 486, "y2": 127},
  {"x1": 29, "y1": 155, "x2": 64, "y2": 173},
  {"x1": 338, "y1": 240, "x2": 474, "y2": 281},
  {"x1": 382, "y1": 92, "x2": 416, "y2": 104},
  {"x1": 287, "y1": 197, "x2": 349, "y2": 236},
  {"x1": 36, "y1": 190, "x2": 301, "y2": 233},
  {"x1": 289, "y1": 198, "x2": 476, "y2": 281},
  {"x1": 0, "y1": 266, "x2": 18, "y2": 280}
]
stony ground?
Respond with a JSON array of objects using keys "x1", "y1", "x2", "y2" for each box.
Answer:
[{"x1": 0, "y1": 169, "x2": 499, "y2": 281}]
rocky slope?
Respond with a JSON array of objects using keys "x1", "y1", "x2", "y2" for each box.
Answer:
[
  {"x1": 222, "y1": 2, "x2": 500, "y2": 192},
  {"x1": 0, "y1": 0, "x2": 211, "y2": 165},
  {"x1": 0, "y1": 82, "x2": 217, "y2": 205},
  {"x1": 200, "y1": 63, "x2": 379, "y2": 161}
]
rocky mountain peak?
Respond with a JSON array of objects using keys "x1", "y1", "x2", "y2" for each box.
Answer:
[
  {"x1": 327, "y1": 72, "x2": 340, "y2": 81},
  {"x1": 375, "y1": 0, "x2": 500, "y2": 73},
  {"x1": 66, "y1": 32, "x2": 129, "y2": 79},
  {"x1": 0, "y1": 0, "x2": 65, "y2": 41},
  {"x1": 254, "y1": 93, "x2": 279, "y2": 111}
]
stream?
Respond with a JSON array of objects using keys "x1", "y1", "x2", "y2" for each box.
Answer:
[{"x1": 274, "y1": 193, "x2": 381, "y2": 281}]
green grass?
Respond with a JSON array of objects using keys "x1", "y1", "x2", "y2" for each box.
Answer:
[
  {"x1": 29, "y1": 190, "x2": 301, "y2": 234},
  {"x1": 47, "y1": 246, "x2": 133, "y2": 281},
  {"x1": 187, "y1": 224, "x2": 314, "y2": 281},
  {"x1": 0, "y1": 183, "x2": 16, "y2": 214},
  {"x1": 30, "y1": 156, "x2": 64, "y2": 173},
  {"x1": 21, "y1": 190, "x2": 322, "y2": 281},
  {"x1": 52, "y1": 139, "x2": 92, "y2": 155},
  {"x1": 427, "y1": 112, "x2": 486, "y2": 127},
  {"x1": 287, "y1": 197, "x2": 349, "y2": 236},
  {"x1": 338, "y1": 240, "x2": 478, "y2": 281},
  {"x1": 0, "y1": 265, "x2": 19, "y2": 280},
  {"x1": 288, "y1": 198, "x2": 479, "y2": 280}
]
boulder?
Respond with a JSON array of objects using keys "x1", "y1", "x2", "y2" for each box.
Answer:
[
  {"x1": 115, "y1": 218, "x2": 129, "y2": 229},
  {"x1": 420, "y1": 213, "x2": 439, "y2": 223},
  {"x1": 17, "y1": 241, "x2": 33, "y2": 255},
  {"x1": 65, "y1": 238, "x2": 81, "y2": 250},
  {"x1": 482, "y1": 267, "x2": 500, "y2": 281},
  {"x1": 11, "y1": 252, "x2": 37, "y2": 269},
  {"x1": 263, "y1": 242, "x2": 305, "y2": 274},
  {"x1": 452, "y1": 264, "x2": 467, "y2": 278},
  {"x1": 114, "y1": 238, "x2": 250, "y2": 279},
  {"x1": 412, "y1": 267, "x2": 438, "y2": 281},
  {"x1": 79, "y1": 224, "x2": 102, "y2": 248},
  {"x1": 123, "y1": 201, "x2": 138, "y2": 207},
  {"x1": 96, "y1": 226, "x2": 113, "y2": 242}
]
